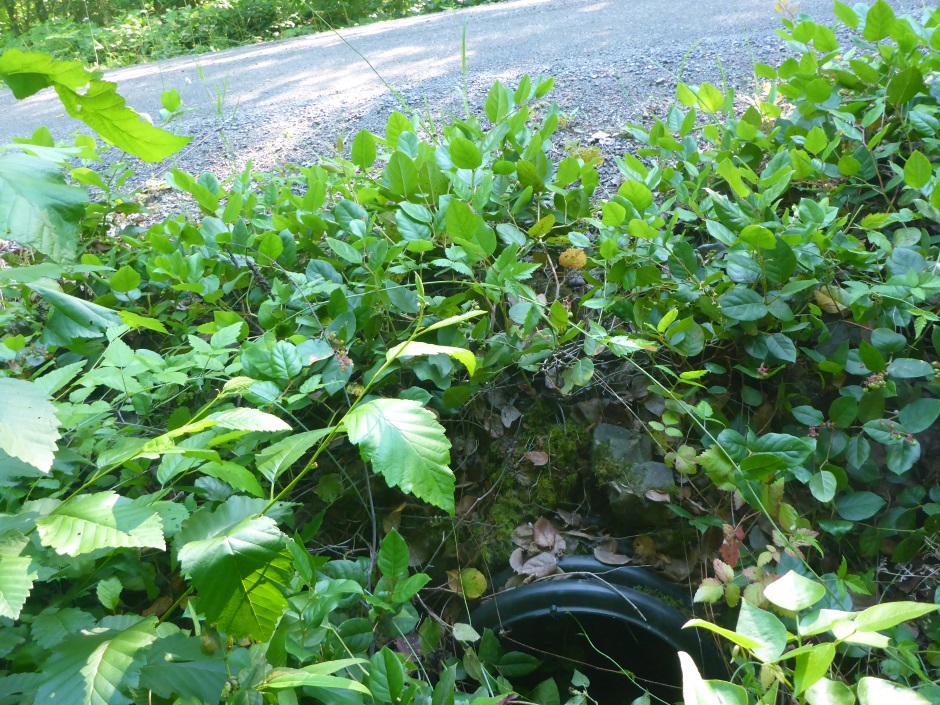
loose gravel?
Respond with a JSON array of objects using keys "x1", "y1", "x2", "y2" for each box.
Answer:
[{"x1": 0, "y1": 0, "x2": 928, "y2": 198}]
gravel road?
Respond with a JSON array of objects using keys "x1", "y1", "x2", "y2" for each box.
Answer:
[{"x1": 0, "y1": 0, "x2": 927, "y2": 184}]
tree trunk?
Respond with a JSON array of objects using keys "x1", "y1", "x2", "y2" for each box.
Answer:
[
  {"x1": 33, "y1": 0, "x2": 47, "y2": 22},
  {"x1": 2, "y1": 0, "x2": 22, "y2": 34}
]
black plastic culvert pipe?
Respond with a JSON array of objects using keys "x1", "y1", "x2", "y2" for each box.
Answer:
[{"x1": 470, "y1": 556, "x2": 728, "y2": 704}]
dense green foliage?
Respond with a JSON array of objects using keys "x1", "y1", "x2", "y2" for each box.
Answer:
[
  {"x1": 0, "y1": 0, "x2": 494, "y2": 68},
  {"x1": 4, "y1": 1, "x2": 940, "y2": 704}
]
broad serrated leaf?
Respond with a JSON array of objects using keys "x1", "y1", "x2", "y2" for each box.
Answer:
[
  {"x1": 387, "y1": 341, "x2": 476, "y2": 376},
  {"x1": 96, "y1": 576, "x2": 122, "y2": 611},
  {"x1": 0, "y1": 378, "x2": 60, "y2": 473},
  {"x1": 138, "y1": 635, "x2": 229, "y2": 704},
  {"x1": 255, "y1": 429, "x2": 331, "y2": 485},
  {"x1": 0, "y1": 531, "x2": 36, "y2": 619},
  {"x1": 26, "y1": 282, "x2": 121, "y2": 332},
  {"x1": 36, "y1": 491, "x2": 165, "y2": 557},
  {"x1": 0, "y1": 152, "x2": 86, "y2": 263},
  {"x1": 344, "y1": 398, "x2": 455, "y2": 514},
  {"x1": 36, "y1": 616, "x2": 158, "y2": 705},
  {"x1": 31, "y1": 607, "x2": 96, "y2": 649},
  {"x1": 178, "y1": 515, "x2": 291, "y2": 640},
  {"x1": 0, "y1": 48, "x2": 93, "y2": 98},
  {"x1": 55, "y1": 80, "x2": 191, "y2": 162},
  {"x1": 207, "y1": 408, "x2": 291, "y2": 432}
]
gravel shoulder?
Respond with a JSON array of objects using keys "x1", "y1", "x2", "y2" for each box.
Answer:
[{"x1": 0, "y1": 0, "x2": 926, "y2": 186}]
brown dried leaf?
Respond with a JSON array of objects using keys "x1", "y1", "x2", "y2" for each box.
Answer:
[
  {"x1": 556, "y1": 510, "x2": 582, "y2": 527},
  {"x1": 519, "y1": 552, "x2": 558, "y2": 578},
  {"x1": 511, "y1": 524, "x2": 533, "y2": 548},
  {"x1": 533, "y1": 517, "x2": 558, "y2": 550},
  {"x1": 501, "y1": 405, "x2": 522, "y2": 428},
  {"x1": 593, "y1": 541, "x2": 630, "y2": 565},
  {"x1": 509, "y1": 547, "x2": 526, "y2": 573},
  {"x1": 645, "y1": 489, "x2": 671, "y2": 503},
  {"x1": 525, "y1": 450, "x2": 549, "y2": 466}
]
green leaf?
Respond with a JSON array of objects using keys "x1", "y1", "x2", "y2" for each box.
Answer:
[
  {"x1": 387, "y1": 340, "x2": 476, "y2": 376},
  {"x1": 794, "y1": 642, "x2": 835, "y2": 695},
  {"x1": 749, "y1": 433, "x2": 813, "y2": 468},
  {"x1": 31, "y1": 607, "x2": 95, "y2": 649},
  {"x1": 900, "y1": 398, "x2": 940, "y2": 434},
  {"x1": 806, "y1": 678, "x2": 856, "y2": 705},
  {"x1": 854, "y1": 601, "x2": 940, "y2": 632},
  {"x1": 449, "y1": 136, "x2": 483, "y2": 170},
  {"x1": 683, "y1": 619, "x2": 761, "y2": 650},
  {"x1": 260, "y1": 669, "x2": 371, "y2": 694},
  {"x1": 138, "y1": 644, "x2": 229, "y2": 704},
  {"x1": 696, "y1": 83, "x2": 725, "y2": 113},
  {"x1": 0, "y1": 152, "x2": 86, "y2": 264},
  {"x1": 256, "y1": 429, "x2": 331, "y2": 484},
  {"x1": 863, "y1": 0, "x2": 895, "y2": 41},
  {"x1": 37, "y1": 491, "x2": 165, "y2": 557},
  {"x1": 54, "y1": 79, "x2": 191, "y2": 162},
  {"x1": 207, "y1": 408, "x2": 291, "y2": 432},
  {"x1": 858, "y1": 677, "x2": 931, "y2": 705},
  {"x1": 735, "y1": 601, "x2": 787, "y2": 662},
  {"x1": 792, "y1": 406, "x2": 824, "y2": 426},
  {"x1": 888, "y1": 357, "x2": 934, "y2": 379},
  {"x1": 886, "y1": 67, "x2": 926, "y2": 105},
  {"x1": 369, "y1": 647, "x2": 405, "y2": 703},
  {"x1": 857, "y1": 341, "x2": 886, "y2": 374},
  {"x1": 679, "y1": 651, "x2": 748, "y2": 705},
  {"x1": 344, "y1": 398, "x2": 455, "y2": 514},
  {"x1": 326, "y1": 236, "x2": 361, "y2": 264},
  {"x1": 764, "y1": 571, "x2": 826, "y2": 611},
  {"x1": 485, "y1": 81, "x2": 512, "y2": 123},
  {"x1": 378, "y1": 529, "x2": 409, "y2": 581},
  {"x1": 836, "y1": 491, "x2": 885, "y2": 520},
  {"x1": 0, "y1": 378, "x2": 60, "y2": 473},
  {"x1": 765, "y1": 334, "x2": 797, "y2": 363},
  {"x1": 26, "y1": 282, "x2": 121, "y2": 332},
  {"x1": 871, "y1": 328, "x2": 907, "y2": 354},
  {"x1": 36, "y1": 616, "x2": 158, "y2": 705},
  {"x1": 351, "y1": 130, "x2": 376, "y2": 170},
  {"x1": 903, "y1": 150, "x2": 932, "y2": 189},
  {"x1": 0, "y1": 48, "x2": 92, "y2": 98},
  {"x1": 719, "y1": 288, "x2": 768, "y2": 321},
  {"x1": 452, "y1": 622, "x2": 481, "y2": 642},
  {"x1": 178, "y1": 514, "x2": 291, "y2": 640},
  {"x1": 0, "y1": 531, "x2": 36, "y2": 619},
  {"x1": 96, "y1": 576, "x2": 122, "y2": 610},
  {"x1": 109, "y1": 266, "x2": 141, "y2": 293},
  {"x1": 385, "y1": 152, "x2": 418, "y2": 198},
  {"x1": 833, "y1": 1, "x2": 858, "y2": 29},
  {"x1": 809, "y1": 470, "x2": 837, "y2": 503}
]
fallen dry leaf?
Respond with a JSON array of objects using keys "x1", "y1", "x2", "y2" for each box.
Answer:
[
  {"x1": 594, "y1": 540, "x2": 630, "y2": 565},
  {"x1": 533, "y1": 517, "x2": 559, "y2": 550},
  {"x1": 645, "y1": 489, "x2": 671, "y2": 503},
  {"x1": 525, "y1": 450, "x2": 549, "y2": 466},
  {"x1": 501, "y1": 404, "x2": 522, "y2": 427},
  {"x1": 519, "y1": 552, "x2": 559, "y2": 578},
  {"x1": 509, "y1": 547, "x2": 526, "y2": 573}
]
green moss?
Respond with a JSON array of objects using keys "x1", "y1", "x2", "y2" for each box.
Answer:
[{"x1": 470, "y1": 417, "x2": 591, "y2": 565}]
